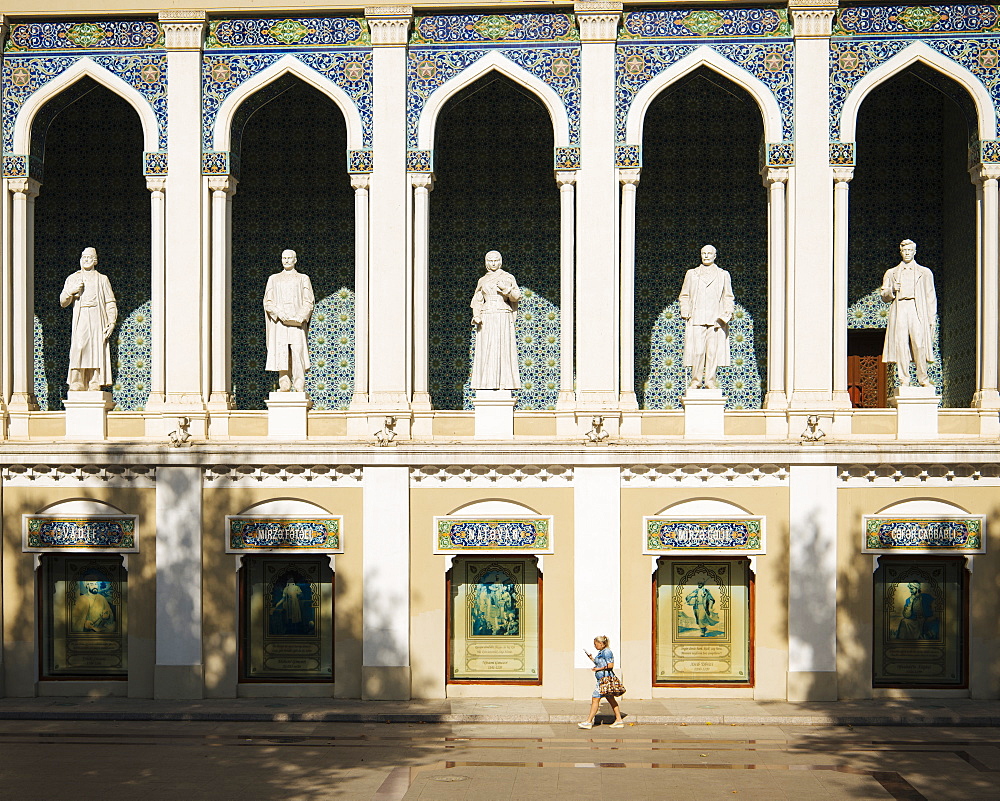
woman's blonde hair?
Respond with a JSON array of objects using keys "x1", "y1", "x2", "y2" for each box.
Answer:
[{"x1": 594, "y1": 635, "x2": 609, "y2": 648}]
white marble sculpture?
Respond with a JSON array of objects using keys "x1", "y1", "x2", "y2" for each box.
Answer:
[
  {"x1": 470, "y1": 250, "x2": 521, "y2": 390},
  {"x1": 880, "y1": 239, "x2": 937, "y2": 387},
  {"x1": 59, "y1": 247, "x2": 118, "y2": 391},
  {"x1": 264, "y1": 249, "x2": 314, "y2": 392},
  {"x1": 678, "y1": 245, "x2": 734, "y2": 390}
]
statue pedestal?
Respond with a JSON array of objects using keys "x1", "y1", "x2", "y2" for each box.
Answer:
[
  {"x1": 266, "y1": 392, "x2": 312, "y2": 439},
  {"x1": 64, "y1": 391, "x2": 115, "y2": 440},
  {"x1": 890, "y1": 385, "x2": 938, "y2": 439},
  {"x1": 682, "y1": 388, "x2": 725, "y2": 439},
  {"x1": 473, "y1": 389, "x2": 515, "y2": 439}
]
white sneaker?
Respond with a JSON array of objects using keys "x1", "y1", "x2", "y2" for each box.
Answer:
[
  {"x1": 577, "y1": 722, "x2": 593, "y2": 729},
  {"x1": 609, "y1": 721, "x2": 625, "y2": 728}
]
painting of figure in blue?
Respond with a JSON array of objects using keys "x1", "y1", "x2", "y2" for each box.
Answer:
[
  {"x1": 72, "y1": 571, "x2": 116, "y2": 633},
  {"x1": 894, "y1": 581, "x2": 940, "y2": 640},
  {"x1": 270, "y1": 574, "x2": 315, "y2": 636},
  {"x1": 676, "y1": 579, "x2": 724, "y2": 638},
  {"x1": 470, "y1": 568, "x2": 519, "y2": 636}
]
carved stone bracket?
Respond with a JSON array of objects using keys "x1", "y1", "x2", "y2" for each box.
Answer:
[
  {"x1": 159, "y1": 10, "x2": 207, "y2": 50},
  {"x1": 790, "y1": 7, "x2": 836, "y2": 38},
  {"x1": 971, "y1": 163, "x2": 1000, "y2": 185},
  {"x1": 145, "y1": 177, "x2": 167, "y2": 194},
  {"x1": 763, "y1": 167, "x2": 790, "y2": 187},
  {"x1": 208, "y1": 175, "x2": 237, "y2": 195},
  {"x1": 365, "y1": 6, "x2": 412, "y2": 46},
  {"x1": 555, "y1": 170, "x2": 578, "y2": 187},
  {"x1": 576, "y1": 1, "x2": 622, "y2": 42},
  {"x1": 410, "y1": 172, "x2": 434, "y2": 191},
  {"x1": 832, "y1": 166, "x2": 854, "y2": 184},
  {"x1": 8, "y1": 177, "x2": 41, "y2": 197},
  {"x1": 350, "y1": 173, "x2": 371, "y2": 192},
  {"x1": 618, "y1": 168, "x2": 640, "y2": 186}
]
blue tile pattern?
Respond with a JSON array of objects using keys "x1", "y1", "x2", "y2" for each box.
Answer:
[
  {"x1": 348, "y1": 149, "x2": 373, "y2": 173},
  {"x1": 3, "y1": 154, "x2": 28, "y2": 177},
  {"x1": 205, "y1": 17, "x2": 368, "y2": 49},
  {"x1": 616, "y1": 42, "x2": 794, "y2": 144},
  {"x1": 407, "y1": 149, "x2": 433, "y2": 171},
  {"x1": 410, "y1": 13, "x2": 578, "y2": 45},
  {"x1": 143, "y1": 151, "x2": 167, "y2": 175},
  {"x1": 830, "y1": 141, "x2": 856, "y2": 166},
  {"x1": 553, "y1": 146, "x2": 580, "y2": 169},
  {"x1": 616, "y1": 144, "x2": 641, "y2": 168},
  {"x1": 766, "y1": 142, "x2": 794, "y2": 166},
  {"x1": 5, "y1": 20, "x2": 162, "y2": 52},
  {"x1": 620, "y1": 9, "x2": 790, "y2": 39},
  {"x1": 202, "y1": 150, "x2": 233, "y2": 175},
  {"x1": 834, "y1": 5, "x2": 1000, "y2": 36}
]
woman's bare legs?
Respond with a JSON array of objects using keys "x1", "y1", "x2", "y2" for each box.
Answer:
[
  {"x1": 584, "y1": 696, "x2": 600, "y2": 724},
  {"x1": 606, "y1": 694, "x2": 624, "y2": 722}
]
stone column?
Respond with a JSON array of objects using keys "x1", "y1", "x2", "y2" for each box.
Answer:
[
  {"x1": 787, "y1": 464, "x2": 837, "y2": 701},
  {"x1": 831, "y1": 167, "x2": 853, "y2": 407},
  {"x1": 410, "y1": 172, "x2": 433, "y2": 414},
  {"x1": 207, "y1": 175, "x2": 237, "y2": 410},
  {"x1": 556, "y1": 171, "x2": 577, "y2": 408},
  {"x1": 155, "y1": 466, "x2": 204, "y2": 698},
  {"x1": 789, "y1": 1, "x2": 837, "y2": 409},
  {"x1": 574, "y1": 2, "x2": 622, "y2": 411},
  {"x1": 147, "y1": 177, "x2": 167, "y2": 407},
  {"x1": 0, "y1": 15, "x2": 9, "y2": 429},
  {"x1": 365, "y1": 7, "x2": 412, "y2": 423},
  {"x1": 8, "y1": 178, "x2": 41, "y2": 433},
  {"x1": 972, "y1": 164, "x2": 1000, "y2": 408},
  {"x1": 763, "y1": 168, "x2": 789, "y2": 409},
  {"x1": 350, "y1": 173, "x2": 371, "y2": 411},
  {"x1": 618, "y1": 169, "x2": 640, "y2": 412},
  {"x1": 362, "y1": 466, "x2": 411, "y2": 699},
  {"x1": 159, "y1": 12, "x2": 207, "y2": 422}
]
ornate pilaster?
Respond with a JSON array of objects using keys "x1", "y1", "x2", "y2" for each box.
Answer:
[
  {"x1": 971, "y1": 163, "x2": 1000, "y2": 408},
  {"x1": 762, "y1": 167, "x2": 790, "y2": 410},
  {"x1": 575, "y1": 1, "x2": 623, "y2": 42},
  {"x1": 831, "y1": 167, "x2": 853, "y2": 408},
  {"x1": 146, "y1": 177, "x2": 167, "y2": 408},
  {"x1": 618, "y1": 168, "x2": 640, "y2": 411},
  {"x1": 555, "y1": 170, "x2": 577, "y2": 410},
  {"x1": 789, "y1": 0, "x2": 837, "y2": 38},
  {"x1": 207, "y1": 175, "x2": 237, "y2": 410},
  {"x1": 411, "y1": 172, "x2": 434, "y2": 413},
  {"x1": 349, "y1": 174, "x2": 371, "y2": 417},
  {"x1": 8, "y1": 178, "x2": 41, "y2": 420},
  {"x1": 365, "y1": 6, "x2": 412, "y2": 46}
]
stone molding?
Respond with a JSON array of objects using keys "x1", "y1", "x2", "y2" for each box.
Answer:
[
  {"x1": 555, "y1": 170, "x2": 578, "y2": 187},
  {"x1": 208, "y1": 175, "x2": 237, "y2": 194},
  {"x1": 3, "y1": 464, "x2": 155, "y2": 487},
  {"x1": 839, "y1": 463, "x2": 1000, "y2": 485},
  {"x1": 577, "y1": 9, "x2": 621, "y2": 43},
  {"x1": 204, "y1": 464, "x2": 363, "y2": 487},
  {"x1": 366, "y1": 7, "x2": 412, "y2": 46},
  {"x1": 159, "y1": 11, "x2": 207, "y2": 51},
  {"x1": 971, "y1": 163, "x2": 1000, "y2": 184},
  {"x1": 410, "y1": 172, "x2": 434, "y2": 190},
  {"x1": 618, "y1": 168, "x2": 640, "y2": 186},
  {"x1": 146, "y1": 176, "x2": 167, "y2": 193},
  {"x1": 763, "y1": 166, "x2": 790, "y2": 186},
  {"x1": 832, "y1": 166, "x2": 854, "y2": 184},
  {"x1": 8, "y1": 177, "x2": 41, "y2": 196},
  {"x1": 790, "y1": 8, "x2": 836, "y2": 38},
  {"x1": 410, "y1": 464, "x2": 573, "y2": 487},
  {"x1": 350, "y1": 173, "x2": 371, "y2": 191},
  {"x1": 622, "y1": 463, "x2": 789, "y2": 486}
]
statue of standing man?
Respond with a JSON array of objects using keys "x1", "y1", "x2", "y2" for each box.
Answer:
[
  {"x1": 60, "y1": 247, "x2": 117, "y2": 391},
  {"x1": 679, "y1": 245, "x2": 734, "y2": 390},
  {"x1": 470, "y1": 250, "x2": 521, "y2": 391},
  {"x1": 881, "y1": 239, "x2": 936, "y2": 388},
  {"x1": 264, "y1": 249, "x2": 314, "y2": 393}
]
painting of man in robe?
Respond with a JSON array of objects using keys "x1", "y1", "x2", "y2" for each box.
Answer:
[
  {"x1": 270, "y1": 572, "x2": 315, "y2": 636},
  {"x1": 470, "y1": 567, "x2": 520, "y2": 636},
  {"x1": 891, "y1": 581, "x2": 940, "y2": 641},
  {"x1": 674, "y1": 567, "x2": 727, "y2": 639},
  {"x1": 71, "y1": 570, "x2": 117, "y2": 633}
]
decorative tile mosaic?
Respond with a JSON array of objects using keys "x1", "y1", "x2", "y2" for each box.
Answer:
[
  {"x1": 978, "y1": 138, "x2": 1000, "y2": 162},
  {"x1": 201, "y1": 51, "x2": 373, "y2": 151},
  {"x1": 3, "y1": 54, "x2": 168, "y2": 153},
  {"x1": 834, "y1": 5, "x2": 1000, "y2": 36},
  {"x1": 202, "y1": 150, "x2": 234, "y2": 175},
  {"x1": 31, "y1": 87, "x2": 152, "y2": 411},
  {"x1": 616, "y1": 42, "x2": 794, "y2": 144},
  {"x1": 2, "y1": 154, "x2": 28, "y2": 177},
  {"x1": 830, "y1": 38, "x2": 1000, "y2": 141},
  {"x1": 205, "y1": 17, "x2": 368, "y2": 49},
  {"x1": 830, "y1": 141, "x2": 856, "y2": 166},
  {"x1": 634, "y1": 72, "x2": 766, "y2": 411},
  {"x1": 407, "y1": 149, "x2": 433, "y2": 172},
  {"x1": 230, "y1": 82, "x2": 355, "y2": 411},
  {"x1": 847, "y1": 71, "x2": 976, "y2": 405},
  {"x1": 427, "y1": 76, "x2": 561, "y2": 411},
  {"x1": 553, "y1": 146, "x2": 580, "y2": 169},
  {"x1": 348, "y1": 148, "x2": 373, "y2": 173},
  {"x1": 5, "y1": 20, "x2": 162, "y2": 52},
  {"x1": 621, "y1": 9, "x2": 790, "y2": 40},
  {"x1": 407, "y1": 47, "x2": 581, "y2": 150},
  {"x1": 410, "y1": 13, "x2": 578, "y2": 45},
  {"x1": 765, "y1": 142, "x2": 794, "y2": 166},
  {"x1": 142, "y1": 151, "x2": 167, "y2": 175},
  {"x1": 616, "y1": 144, "x2": 641, "y2": 168}
]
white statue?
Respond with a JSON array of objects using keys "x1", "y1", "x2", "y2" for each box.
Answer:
[
  {"x1": 880, "y1": 239, "x2": 937, "y2": 388},
  {"x1": 470, "y1": 250, "x2": 521, "y2": 391},
  {"x1": 264, "y1": 249, "x2": 314, "y2": 392},
  {"x1": 679, "y1": 244, "x2": 734, "y2": 390},
  {"x1": 59, "y1": 247, "x2": 117, "y2": 391}
]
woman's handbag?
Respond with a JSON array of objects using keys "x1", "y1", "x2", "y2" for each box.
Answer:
[{"x1": 598, "y1": 669, "x2": 626, "y2": 697}]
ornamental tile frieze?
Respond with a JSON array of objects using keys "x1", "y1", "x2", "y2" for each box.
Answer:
[
  {"x1": 5, "y1": 20, "x2": 163, "y2": 52},
  {"x1": 205, "y1": 17, "x2": 369, "y2": 49},
  {"x1": 616, "y1": 42, "x2": 794, "y2": 144},
  {"x1": 643, "y1": 517, "x2": 766, "y2": 555},
  {"x1": 620, "y1": 9, "x2": 790, "y2": 40},
  {"x1": 434, "y1": 516, "x2": 554, "y2": 555},
  {"x1": 407, "y1": 45, "x2": 581, "y2": 151},
  {"x1": 410, "y1": 13, "x2": 578, "y2": 45},
  {"x1": 23, "y1": 516, "x2": 138, "y2": 553},
  {"x1": 226, "y1": 516, "x2": 343, "y2": 553},
  {"x1": 862, "y1": 516, "x2": 985, "y2": 553},
  {"x1": 201, "y1": 51, "x2": 373, "y2": 152},
  {"x1": 833, "y1": 4, "x2": 1000, "y2": 36}
]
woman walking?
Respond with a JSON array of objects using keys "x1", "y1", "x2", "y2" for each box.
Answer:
[{"x1": 578, "y1": 635, "x2": 625, "y2": 729}]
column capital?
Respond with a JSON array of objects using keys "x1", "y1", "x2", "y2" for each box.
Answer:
[
  {"x1": 365, "y1": 7, "x2": 412, "y2": 46},
  {"x1": 762, "y1": 167, "x2": 790, "y2": 186},
  {"x1": 409, "y1": 172, "x2": 434, "y2": 190},
  {"x1": 789, "y1": 2, "x2": 837, "y2": 38},
  {"x1": 575, "y1": 1, "x2": 622, "y2": 42},
  {"x1": 350, "y1": 173, "x2": 371, "y2": 191},
  {"x1": 207, "y1": 175, "x2": 237, "y2": 194},
  {"x1": 158, "y1": 11, "x2": 207, "y2": 50},
  {"x1": 146, "y1": 176, "x2": 167, "y2": 193},
  {"x1": 971, "y1": 163, "x2": 1000, "y2": 184},
  {"x1": 555, "y1": 170, "x2": 578, "y2": 187},
  {"x1": 8, "y1": 177, "x2": 40, "y2": 197},
  {"x1": 831, "y1": 166, "x2": 853, "y2": 184},
  {"x1": 618, "y1": 168, "x2": 640, "y2": 186}
]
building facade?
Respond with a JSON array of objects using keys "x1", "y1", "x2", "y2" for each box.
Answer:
[{"x1": 1, "y1": 1, "x2": 999, "y2": 701}]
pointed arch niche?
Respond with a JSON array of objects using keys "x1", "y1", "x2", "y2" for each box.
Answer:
[
  {"x1": 31, "y1": 78, "x2": 152, "y2": 412},
  {"x1": 227, "y1": 76, "x2": 355, "y2": 411},
  {"x1": 845, "y1": 65, "x2": 977, "y2": 408},
  {"x1": 425, "y1": 72, "x2": 563, "y2": 411},
  {"x1": 633, "y1": 67, "x2": 768, "y2": 410}
]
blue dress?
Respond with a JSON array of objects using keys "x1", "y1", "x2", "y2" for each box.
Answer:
[{"x1": 593, "y1": 647, "x2": 614, "y2": 698}]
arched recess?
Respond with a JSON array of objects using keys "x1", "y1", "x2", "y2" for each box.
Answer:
[
  {"x1": 656, "y1": 498, "x2": 754, "y2": 516},
  {"x1": 633, "y1": 67, "x2": 767, "y2": 410},
  {"x1": 449, "y1": 499, "x2": 541, "y2": 516},
  {"x1": 416, "y1": 51, "x2": 571, "y2": 151},
  {"x1": 876, "y1": 499, "x2": 970, "y2": 515},
  {"x1": 624, "y1": 45, "x2": 783, "y2": 146},
  {"x1": 38, "y1": 498, "x2": 126, "y2": 515},
  {"x1": 32, "y1": 81, "x2": 151, "y2": 411},
  {"x1": 428, "y1": 73, "x2": 561, "y2": 411},
  {"x1": 237, "y1": 498, "x2": 333, "y2": 516},
  {"x1": 211, "y1": 54, "x2": 364, "y2": 152},
  {"x1": 229, "y1": 78, "x2": 354, "y2": 410}
]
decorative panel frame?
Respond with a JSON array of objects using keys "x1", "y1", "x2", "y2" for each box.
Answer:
[
  {"x1": 863, "y1": 515, "x2": 985, "y2": 554},
  {"x1": 24, "y1": 515, "x2": 138, "y2": 553},
  {"x1": 644, "y1": 516, "x2": 765, "y2": 556},
  {"x1": 226, "y1": 515, "x2": 343, "y2": 554},
  {"x1": 435, "y1": 516, "x2": 553, "y2": 555}
]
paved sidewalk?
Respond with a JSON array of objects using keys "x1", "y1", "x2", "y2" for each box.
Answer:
[{"x1": 0, "y1": 695, "x2": 997, "y2": 726}]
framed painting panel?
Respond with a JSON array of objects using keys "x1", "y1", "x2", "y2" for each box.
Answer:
[
  {"x1": 644, "y1": 517, "x2": 765, "y2": 556},
  {"x1": 448, "y1": 558, "x2": 541, "y2": 683},
  {"x1": 873, "y1": 557, "x2": 967, "y2": 688},
  {"x1": 226, "y1": 516, "x2": 343, "y2": 554},
  {"x1": 654, "y1": 559, "x2": 752, "y2": 685},
  {"x1": 434, "y1": 516, "x2": 553, "y2": 555},
  {"x1": 24, "y1": 515, "x2": 138, "y2": 553},
  {"x1": 240, "y1": 556, "x2": 334, "y2": 682},
  {"x1": 863, "y1": 516, "x2": 985, "y2": 554},
  {"x1": 40, "y1": 554, "x2": 127, "y2": 678}
]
